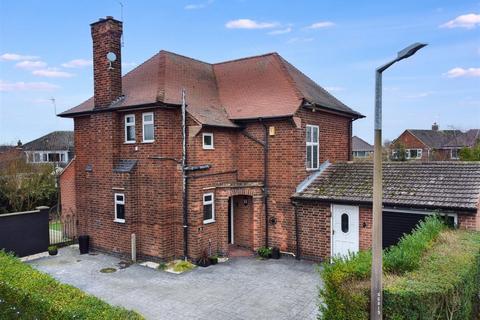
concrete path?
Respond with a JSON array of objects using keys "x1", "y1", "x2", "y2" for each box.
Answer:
[{"x1": 28, "y1": 246, "x2": 321, "y2": 320}]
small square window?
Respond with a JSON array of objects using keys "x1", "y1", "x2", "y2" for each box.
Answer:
[
  {"x1": 203, "y1": 193, "x2": 215, "y2": 224},
  {"x1": 202, "y1": 133, "x2": 214, "y2": 150}
]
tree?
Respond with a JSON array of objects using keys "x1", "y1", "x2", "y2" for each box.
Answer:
[
  {"x1": 390, "y1": 142, "x2": 407, "y2": 161},
  {"x1": 459, "y1": 144, "x2": 480, "y2": 161},
  {"x1": 0, "y1": 159, "x2": 57, "y2": 213}
]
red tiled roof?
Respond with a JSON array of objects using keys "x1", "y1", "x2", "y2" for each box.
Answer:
[{"x1": 59, "y1": 51, "x2": 362, "y2": 125}]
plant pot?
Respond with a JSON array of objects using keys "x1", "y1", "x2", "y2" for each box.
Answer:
[
  {"x1": 197, "y1": 259, "x2": 211, "y2": 267},
  {"x1": 48, "y1": 248, "x2": 58, "y2": 256},
  {"x1": 78, "y1": 235, "x2": 90, "y2": 254},
  {"x1": 271, "y1": 247, "x2": 280, "y2": 259},
  {"x1": 209, "y1": 257, "x2": 218, "y2": 265}
]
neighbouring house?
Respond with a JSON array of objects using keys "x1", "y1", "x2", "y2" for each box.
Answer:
[
  {"x1": 292, "y1": 161, "x2": 480, "y2": 261},
  {"x1": 0, "y1": 144, "x2": 23, "y2": 170},
  {"x1": 391, "y1": 122, "x2": 480, "y2": 161},
  {"x1": 352, "y1": 136, "x2": 373, "y2": 159},
  {"x1": 22, "y1": 131, "x2": 74, "y2": 166},
  {"x1": 58, "y1": 16, "x2": 363, "y2": 261}
]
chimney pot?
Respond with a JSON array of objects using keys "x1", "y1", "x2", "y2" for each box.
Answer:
[
  {"x1": 91, "y1": 16, "x2": 123, "y2": 109},
  {"x1": 432, "y1": 122, "x2": 439, "y2": 131}
]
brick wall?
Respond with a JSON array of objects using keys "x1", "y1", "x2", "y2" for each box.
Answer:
[{"x1": 59, "y1": 159, "x2": 76, "y2": 217}]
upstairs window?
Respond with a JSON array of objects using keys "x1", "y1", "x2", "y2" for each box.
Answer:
[
  {"x1": 202, "y1": 133, "x2": 214, "y2": 150},
  {"x1": 203, "y1": 193, "x2": 215, "y2": 224},
  {"x1": 306, "y1": 125, "x2": 319, "y2": 170},
  {"x1": 142, "y1": 112, "x2": 154, "y2": 142},
  {"x1": 125, "y1": 114, "x2": 135, "y2": 143},
  {"x1": 114, "y1": 193, "x2": 125, "y2": 223}
]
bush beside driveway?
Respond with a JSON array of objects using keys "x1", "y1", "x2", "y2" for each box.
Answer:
[{"x1": 27, "y1": 247, "x2": 320, "y2": 320}]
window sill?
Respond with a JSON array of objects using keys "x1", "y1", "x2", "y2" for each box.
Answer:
[
  {"x1": 142, "y1": 140, "x2": 154, "y2": 144},
  {"x1": 114, "y1": 219, "x2": 125, "y2": 224},
  {"x1": 306, "y1": 168, "x2": 320, "y2": 172},
  {"x1": 124, "y1": 141, "x2": 136, "y2": 144},
  {"x1": 202, "y1": 147, "x2": 215, "y2": 150},
  {"x1": 203, "y1": 220, "x2": 215, "y2": 225}
]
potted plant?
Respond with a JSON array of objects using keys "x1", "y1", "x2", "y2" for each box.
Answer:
[
  {"x1": 271, "y1": 246, "x2": 281, "y2": 259},
  {"x1": 196, "y1": 249, "x2": 211, "y2": 267},
  {"x1": 257, "y1": 246, "x2": 272, "y2": 259},
  {"x1": 209, "y1": 255, "x2": 218, "y2": 265},
  {"x1": 48, "y1": 245, "x2": 58, "y2": 256}
]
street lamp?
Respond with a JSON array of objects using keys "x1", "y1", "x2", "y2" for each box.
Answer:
[{"x1": 371, "y1": 42, "x2": 427, "y2": 320}]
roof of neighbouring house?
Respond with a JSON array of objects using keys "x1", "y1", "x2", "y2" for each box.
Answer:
[
  {"x1": 352, "y1": 136, "x2": 373, "y2": 152},
  {"x1": 293, "y1": 161, "x2": 480, "y2": 212},
  {"x1": 58, "y1": 51, "x2": 363, "y2": 125},
  {"x1": 443, "y1": 129, "x2": 480, "y2": 148},
  {"x1": 406, "y1": 129, "x2": 462, "y2": 149},
  {"x1": 22, "y1": 131, "x2": 74, "y2": 152}
]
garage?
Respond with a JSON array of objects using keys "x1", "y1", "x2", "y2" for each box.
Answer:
[{"x1": 382, "y1": 210, "x2": 456, "y2": 248}]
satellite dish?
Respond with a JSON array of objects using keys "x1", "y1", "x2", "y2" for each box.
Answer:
[{"x1": 106, "y1": 52, "x2": 117, "y2": 62}]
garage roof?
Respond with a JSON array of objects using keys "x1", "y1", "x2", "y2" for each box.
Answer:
[{"x1": 293, "y1": 161, "x2": 480, "y2": 212}]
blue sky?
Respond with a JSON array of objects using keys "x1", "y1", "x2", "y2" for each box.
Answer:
[{"x1": 0, "y1": 0, "x2": 479, "y2": 145}]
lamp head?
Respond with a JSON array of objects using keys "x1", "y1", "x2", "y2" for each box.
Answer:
[{"x1": 397, "y1": 43, "x2": 427, "y2": 61}]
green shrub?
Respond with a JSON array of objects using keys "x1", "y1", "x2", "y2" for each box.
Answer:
[
  {"x1": 318, "y1": 216, "x2": 449, "y2": 320},
  {"x1": 171, "y1": 260, "x2": 195, "y2": 273},
  {"x1": 257, "y1": 246, "x2": 272, "y2": 258},
  {"x1": 0, "y1": 251, "x2": 143, "y2": 319}
]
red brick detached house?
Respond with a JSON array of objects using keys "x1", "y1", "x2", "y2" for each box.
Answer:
[{"x1": 59, "y1": 17, "x2": 363, "y2": 261}]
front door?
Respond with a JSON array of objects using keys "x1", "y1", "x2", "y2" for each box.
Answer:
[{"x1": 332, "y1": 204, "x2": 359, "y2": 257}]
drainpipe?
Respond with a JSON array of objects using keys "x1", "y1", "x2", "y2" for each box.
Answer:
[
  {"x1": 181, "y1": 89, "x2": 189, "y2": 260},
  {"x1": 292, "y1": 201, "x2": 300, "y2": 260},
  {"x1": 261, "y1": 120, "x2": 269, "y2": 248}
]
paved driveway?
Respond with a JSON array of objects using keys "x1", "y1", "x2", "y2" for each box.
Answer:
[{"x1": 28, "y1": 246, "x2": 321, "y2": 320}]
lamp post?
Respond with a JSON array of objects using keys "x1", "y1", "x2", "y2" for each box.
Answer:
[{"x1": 371, "y1": 42, "x2": 427, "y2": 320}]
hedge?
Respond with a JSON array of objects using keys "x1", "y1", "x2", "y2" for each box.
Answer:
[
  {"x1": 0, "y1": 251, "x2": 144, "y2": 319},
  {"x1": 318, "y1": 216, "x2": 480, "y2": 319}
]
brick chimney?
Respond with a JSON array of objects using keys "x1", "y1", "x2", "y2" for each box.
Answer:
[
  {"x1": 90, "y1": 16, "x2": 122, "y2": 109},
  {"x1": 432, "y1": 122, "x2": 439, "y2": 131}
]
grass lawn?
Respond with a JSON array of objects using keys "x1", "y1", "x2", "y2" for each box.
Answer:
[{"x1": 49, "y1": 220, "x2": 62, "y2": 231}]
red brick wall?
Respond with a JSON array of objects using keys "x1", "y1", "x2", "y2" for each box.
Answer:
[
  {"x1": 233, "y1": 195, "x2": 253, "y2": 249},
  {"x1": 60, "y1": 159, "x2": 76, "y2": 217},
  {"x1": 392, "y1": 130, "x2": 429, "y2": 161},
  {"x1": 72, "y1": 105, "x2": 353, "y2": 261}
]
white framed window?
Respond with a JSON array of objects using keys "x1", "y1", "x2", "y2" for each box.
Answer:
[
  {"x1": 42, "y1": 153, "x2": 48, "y2": 162},
  {"x1": 203, "y1": 193, "x2": 215, "y2": 224},
  {"x1": 406, "y1": 149, "x2": 422, "y2": 159},
  {"x1": 114, "y1": 193, "x2": 125, "y2": 223},
  {"x1": 306, "y1": 125, "x2": 319, "y2": 170},
  {"x1": 125, "y1": 114, "x2": 136, "y2": 143},
  {"x1": 142, "y1": 112, "x2": 154, "y2": 142},
  {"x1": 202, "y1": 133, "x2": 214, "y2": 150},
  {"x1": 451, "y1": 148, "x2": 460, "y2": 160},
  {"x1": 34, "y1": 152, "x2": 41, "y2": 163}
]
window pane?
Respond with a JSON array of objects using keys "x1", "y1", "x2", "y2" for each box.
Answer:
[
  {"x1": 312, "y1": 145, "x2": 318, "y2": 168},
  {"x1": 34, "y1": 153, "x2": 40, "y2": 162},
  {"x1": 144, "y1": 124, "x2": 154, "y2": 141},
  {"x1": 126, "y1": 116, "x2": 134, "y2": 124},
  {"x1": 42, "y1": 154, "x2": 47, "y2": 161},
  {"x1": 410, "y1": 149, "x2": 417, "y2": 158},
  {"x1": 313, "y1": 127, "x2": 318, "y2": 142},
  {"x1": 306, "y1": 126, "x2": 312, "y2": 142},
  {"x1": 116, "y1": 204, "x2": 125, "y2": 220},
  {"x1": 127, "y1": 125, "x2": 135, "y2": 141},
  {"x1": 144, "y1": 114, "x2": 153, "y2": 122},
  {"x1": 204, "y1": 194, "x2": 212, "y2": 202},
  {"x1": 341, "y1": 213, "x2": 349, "y2": 233},
  {"x1": 116, "y1": 195, "x2": 124, "y2": 202},
  {"x1": 204, "y1": 204, "x2": 212, "y2": 221},
  {"x1": 203, "y1": 135, "x2": 212, "y2": 146},
  {"x1": 306, "y1": 146, "x2": 312, "y2": 168}
]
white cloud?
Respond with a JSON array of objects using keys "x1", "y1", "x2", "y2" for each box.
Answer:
[
  {"x1": 444, "y1": 67, "x2": 480, "y2": 78},
  {"x1": 32, "y1": 68, "x2": 74, "y2": 78},
  {"x1": 325, "y1": 86, "x2": 345, "y2": 92},
  {"x1": 306, "y1": 21, "x2": 335, "y2": 29},
  {"x1": 0, "y1": 80, "x2": 59, "y2": 92},
  {"x1": 61, "y1": 59, "x2": 92, "y2": 68},
  {"x1": 0, "y1": 53, "x2": 40, "y2": 61},
  {"x1": 268, "y1": 27, "x2": 292, "y2": 35},
  {"x1": 287, "y1": 37, "x2": 314, "y2": 44},
  {"x1": 185, "y1": 0, "x2": 213, "y2": 10},
  {"x1": 226, "y1": 19, "x2": 278, "y2": 29},
  {"x1": 440, "y1": 13, "x2": 480, "y2": 29},
  {"x1": 15, "y1": 60, "x2": 47, "y2": 70}
]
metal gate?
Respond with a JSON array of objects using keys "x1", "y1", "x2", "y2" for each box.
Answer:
[{"x1": 49, "y1": 205, "x2": 77, "y2": 246}]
